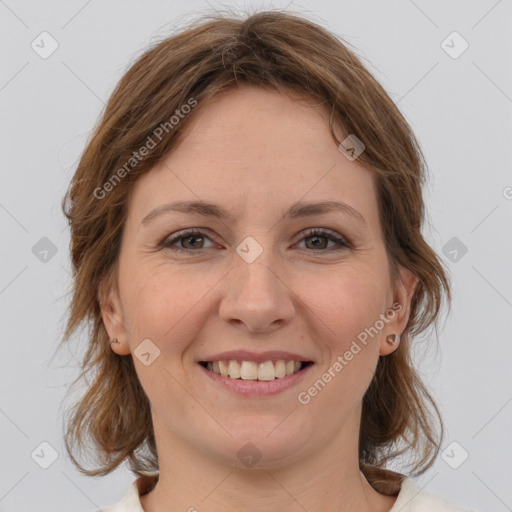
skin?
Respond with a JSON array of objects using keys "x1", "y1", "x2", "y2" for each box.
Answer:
[{"x1": 102, "y1": 85, "x2": 418, "y2": 512}]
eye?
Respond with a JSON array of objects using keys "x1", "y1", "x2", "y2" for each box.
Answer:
[
  {"x1": 295, "y1": 228, "x2": 351, "y2": 251},
  {"x1": 159, "y1": 227, "x2": 351, "y2": 253},
  {"x1": 160, "y1": 229, "x2": 217, "y2": 252}
]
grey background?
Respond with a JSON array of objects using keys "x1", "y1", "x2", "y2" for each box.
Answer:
[{"x1": 0, "y1": 0, "x2": 511, "y2": 511}]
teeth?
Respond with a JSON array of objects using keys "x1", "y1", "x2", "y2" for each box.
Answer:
[
  {"x1": 257, "y1": 361, "x2": 275, "y2": 381},
  {"x1": 274, "y1": 360, "x2": 286, "y2": 378},
  {"x1": 205, "y1": 359, "x2": 307, "y2": 380},
  {"x1": 218, "y1": 360, "x2": 229, "y2": 377},
  {"x1": 228, "y1": 360, "x2": 241, "y2": 379},
  {"x1": 240, "y1": 361, "x2": 258, "y2": 380}
]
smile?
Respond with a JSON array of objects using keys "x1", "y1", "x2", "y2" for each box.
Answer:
[{"x1": 200, "y1": 360, "x2": 313, "y2": 381}]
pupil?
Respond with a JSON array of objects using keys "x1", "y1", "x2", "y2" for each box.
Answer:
[
  {"x1": 308, "y1": 236, "x2": 326, "y2": 249},
  {"x1": 185, "y1": 235, "x2": 202, "y2": 248}
]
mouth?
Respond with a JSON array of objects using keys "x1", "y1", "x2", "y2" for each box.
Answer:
[{"x1": 198, "y1": 359, "x2": 314, "y2": 381}]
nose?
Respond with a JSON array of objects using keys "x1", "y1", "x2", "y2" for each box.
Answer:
[{"x1": 218, "y1": 245, "x2": 295, "y2": 334}]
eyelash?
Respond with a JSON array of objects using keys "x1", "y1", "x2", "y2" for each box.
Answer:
[{"x1": 160, "y1": 228, "x2": 351, "y2": 254}]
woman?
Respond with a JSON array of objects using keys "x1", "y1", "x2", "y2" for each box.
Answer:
[{"x1": 60, "y1": 10, "x2": 474, "y2": 512}]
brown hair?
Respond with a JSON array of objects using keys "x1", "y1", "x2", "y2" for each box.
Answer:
[{"x1": 59, "y1": 9, "x2": 451, "y2": 494}]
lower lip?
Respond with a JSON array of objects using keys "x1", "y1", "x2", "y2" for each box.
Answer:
[{"x1": 198, "y1": 363, "x2": 314, "y2": 397}]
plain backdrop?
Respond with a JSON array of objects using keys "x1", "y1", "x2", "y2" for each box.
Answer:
[{"x1": 0, "y1": 1, "x2": 511, "y2": 511}]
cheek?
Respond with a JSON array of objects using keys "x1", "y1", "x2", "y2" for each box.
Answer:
[
  {"x1": 288, "y1": 269, "x2": 388, "y2": 442},
  {"x1": 294, "y1": 264, "x2": 388, "y2": 350},
  {"x1": 121, "y1": 263, "x2": 216, "y2": 349},
  {"x1": 293, "y1": 270, "x2": 387, "y2": 418}
]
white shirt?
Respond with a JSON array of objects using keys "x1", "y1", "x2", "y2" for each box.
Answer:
[{"x1": 98, "y1": 473, "x2": 473, "y2": 511}]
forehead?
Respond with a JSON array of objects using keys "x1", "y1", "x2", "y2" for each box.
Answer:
[
  {"x1": 180, "y1": 85, "x2": 336, "y2": 155},
  {"x1": 126, "y1": 86, "x2": 380, "y2": 235}
]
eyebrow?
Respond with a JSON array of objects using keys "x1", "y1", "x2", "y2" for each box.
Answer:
[{"x1": 141, "y1": 199, "x2": 367, "y2": 226}]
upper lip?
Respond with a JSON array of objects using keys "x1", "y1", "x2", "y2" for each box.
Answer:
[{"x1": 198, "y1": 350, "x2": 314, "y2": 364}]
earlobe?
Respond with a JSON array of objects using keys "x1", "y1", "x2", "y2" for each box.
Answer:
[
  {"x1": 380, "y1": 266, "x2": 418, "y2": 356},
  {"x1": 109, "y1": 338, "x2": 130, "y2": 356}
]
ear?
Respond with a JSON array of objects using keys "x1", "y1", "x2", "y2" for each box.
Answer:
[
  {"x1": 379, "y1": 265, "x2": 418, "y2": 356},
  {"x1": 98, "y1": 271, "x2": 131, "y2": 356}
]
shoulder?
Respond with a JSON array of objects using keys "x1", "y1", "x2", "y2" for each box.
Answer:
[
  {"x1": 361, "y1": 464, "x2": 475, "y2": 512},
  {"x1": 97, "y1": 481, "x2": 141, "y2": 512},
  {"x1": 98, "y1": 471, "x2": 475, "y2": 512},
  {"x1": 392, "y1": 477, "x2": 474, "y2": 512},
  {"x1": 97, "y1": 472, "x2": 159, "y2": 512}
]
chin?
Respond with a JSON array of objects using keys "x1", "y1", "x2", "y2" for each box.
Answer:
[{"x1": 199, "y1": 421, "x2": 316, "y2": 470}]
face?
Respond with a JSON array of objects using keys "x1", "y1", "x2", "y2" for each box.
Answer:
[{"x1": 102, "y1": 85, "x2": 417, "y2": 469}]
